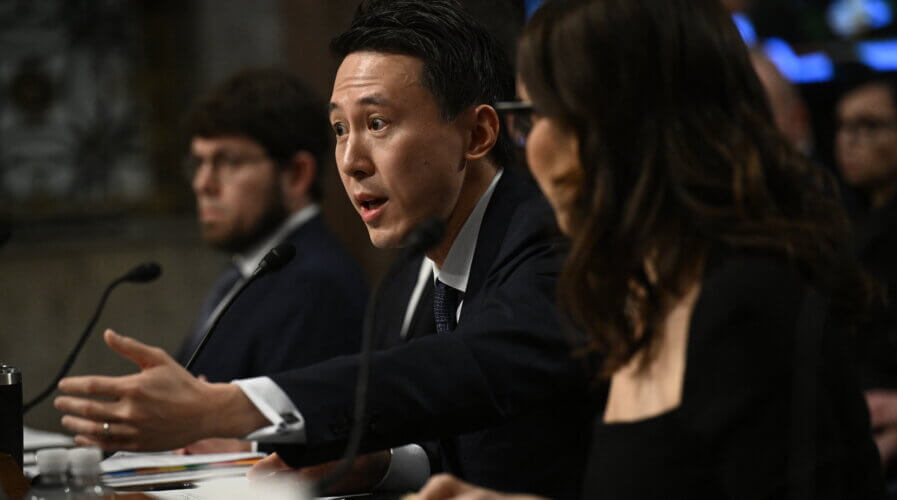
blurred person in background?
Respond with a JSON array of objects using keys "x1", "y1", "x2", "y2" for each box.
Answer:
[
  {"x1": 720, "y1": 0, "x2": 749, "y2": 12},
  {"x1": 750, "y1": 49, "x2": 815, "y2": 156},
  {"x1": 176, "y1": 68, "x2": 368, "y2": 452},
  {"x1": 835, "y1": 74, "x2": 897, "y2": 481},
  {"x1": 413, "y1": 0, "x2": 885, "y2": 498}
]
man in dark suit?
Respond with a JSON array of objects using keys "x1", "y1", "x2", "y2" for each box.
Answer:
[
  {"x1": 54, "y1": 2, "x2": 592, "y2": 497},
  {"x1": 172, "y1": 68, "x2": 367, "y2": 455},
  {"x1": 176, "y1": 68, "x2": 367, "y2": 383}
]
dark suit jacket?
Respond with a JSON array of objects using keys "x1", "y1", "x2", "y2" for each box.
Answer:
[
  {"x1": 272, "y1": 170, "x2": 594, "y2": 499},
  {"x1": 178, "y1": 215, "x2": 368, "y2": 382},
  {"x1": 851, "y1": 197, "x2": 897, "y2": 390}
]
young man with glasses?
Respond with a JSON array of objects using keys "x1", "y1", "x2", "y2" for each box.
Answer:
[{"x1": 174, "y1": 68, "x2": 368, "y2": 451}]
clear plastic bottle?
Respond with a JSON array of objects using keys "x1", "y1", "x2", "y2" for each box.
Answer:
[
  {"x1": 67, "y1": 448, "x2": 114, "y2": 500},
  {"x1": 26, "y1": 448, "x2": 72, "y2": 500}
]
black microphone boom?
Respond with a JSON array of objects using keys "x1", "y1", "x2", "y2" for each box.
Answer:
[
  {"x1": 23, "y1": 262, "x2": 163, "y2": 414},
  {"x1": 253, "y1": 243, "x2": 296, "y2": 277},
  {"x1": 315, "y1": 217, "x2": 445, "y2": 494},
  {"x1": 184, "y1": 243, "x2": 296, "y2": 371},
  {"x1": 123, "y1": 262, "x2": 162, "y2": 283},
  {"x1": 402, "y1": 217, "x2": 446, "y2": 256}
]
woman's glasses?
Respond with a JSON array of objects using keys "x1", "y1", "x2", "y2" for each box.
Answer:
[{"x1": 495, "y1": 101, "x2": 535, "y2": 148}]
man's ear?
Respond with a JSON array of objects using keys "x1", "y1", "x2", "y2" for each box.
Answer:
[
  {"x1": 281, "y1": 151, "x2": 316, "y2": 209},
  {"x1": 463, "y1": 104, "x2": 500, "y2": 161}
]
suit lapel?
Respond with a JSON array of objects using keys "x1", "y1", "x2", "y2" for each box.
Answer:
[
  {"x1": 375, "y1": 255, "x2": 429, "y2": 347},
  {"x1": 380, "y1": 170, "x2": 539, "y2": 343},
  {"x1": 466, "y1": 170, "x2": 534, "y2": 298},
  {"x1": 405, "y1": 278, "x2": 436, "y2": 340}
]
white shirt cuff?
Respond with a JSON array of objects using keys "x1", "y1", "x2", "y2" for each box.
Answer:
[
  {"x1": 232, "y1": 377, "x2": 307, "y2": 443},
  {"x1": 374, "y1": 444, "x2": 430, "y2": 492}
]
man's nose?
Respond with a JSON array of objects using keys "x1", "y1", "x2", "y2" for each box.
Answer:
[
  {"x1": 338, "y1": 133, "x2": 375, "y2": 180},
  {"x1": 192, "y1": 161, "x2": 218, "y2": 195}
]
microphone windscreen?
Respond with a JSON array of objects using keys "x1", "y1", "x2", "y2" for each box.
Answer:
[
  {"x1": 261, "y1": 243, "x2": 296, "y2": 273},
  {"x1": 404, "y1": 217, "x2": 446, "y2": 254},
  {"x1": 123, "y1": 262, "x2": 162, "y2": 283}
]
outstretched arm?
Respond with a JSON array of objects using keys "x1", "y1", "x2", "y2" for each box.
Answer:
[{"x1": 54, "y1": 329, "x2": 269, "y2": 451}]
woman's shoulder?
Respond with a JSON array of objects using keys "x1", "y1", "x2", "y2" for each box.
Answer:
[
  {"x1": 679, "y1": 248, "x2": 807, "y2": 434},
  {"x1": 685, "y1": 247, "x2": 809, "y2": 376},
  {"x1": 697, "y1": 247, "x2": 807, "y2": 319}
]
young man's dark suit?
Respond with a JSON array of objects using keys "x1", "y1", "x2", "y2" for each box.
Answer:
[
  {"x1": 271, "y1": 170, "x2": 594, "y2": 500},
  {"x1": 177, "y1": 214, "x2": 368, "y2": 382}
]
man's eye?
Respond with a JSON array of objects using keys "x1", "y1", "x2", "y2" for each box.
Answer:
[
  {"x1": 370, "y1": 118, "x2": 386, "y2": 131},
  {"x1": 217, "y1": 153, "x2": 240, "y2": 167},
  {"x1": 333, "y1": 123, "x2": 347, "y2": 136}
]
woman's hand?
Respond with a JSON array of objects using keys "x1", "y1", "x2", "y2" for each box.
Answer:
[
  {"x1": 248, "y1": 451, "x2": 391, "y2": 495},
  {"x1": 414, "y1": 474, "x2": 548, "y2": 500}
]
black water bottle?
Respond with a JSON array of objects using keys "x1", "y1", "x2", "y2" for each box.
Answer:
[{"x1": 0, "y1": 365, "x2": 23, "y2": 469}]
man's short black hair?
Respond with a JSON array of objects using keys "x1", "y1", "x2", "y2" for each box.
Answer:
[
  {"x1": 330, "y1": 0, "x2": 515, "y2": 169},
  {"x1": 186, "y1": 68, "x2": 330, "y2": 201}
]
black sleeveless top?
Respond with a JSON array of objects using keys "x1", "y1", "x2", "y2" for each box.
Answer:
[{"x1": 582, "y1": 251, "x2": 885, "y2": 499}]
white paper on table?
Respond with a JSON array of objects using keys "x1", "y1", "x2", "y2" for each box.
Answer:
[
  {"x1": 23, "y1": 426, "x2": 75, "y2": 451},
  {"x1": 137, "y1": 475, "x2": 314, "y2": 500},
  {"x1": 103, "y1": 466, "x2": 252, "y2": 487},
  {"x1": 101, "y1": 451, "x2": 264, "y2": 474}
]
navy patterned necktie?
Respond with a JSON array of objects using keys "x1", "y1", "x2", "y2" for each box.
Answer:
[{"x1": 433, "y1": 279, "x2": 461, "y2": 334}]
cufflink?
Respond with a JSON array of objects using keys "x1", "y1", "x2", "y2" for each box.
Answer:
[
  {"x1": 275, "y1": 412, "x2": 302, "y2": 433},
  {"x1": 280, "y1": 412, "x2": 300, "y2": 424}
]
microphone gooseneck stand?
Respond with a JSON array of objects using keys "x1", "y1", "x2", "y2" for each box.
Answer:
[
  {"x1": 23, "y1": 262, "x2": 163, "y2": 414},
  {"x1": 315, "y1": 217, "x2": 446, "y2": 495},
  {"x1": 184, "y1": 243, "x2": 296, "y2": 371}
]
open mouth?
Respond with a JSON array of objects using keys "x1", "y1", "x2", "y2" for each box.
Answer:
[
  {"x1": 360, "y1": 198, "x2": 387, "y2": 210},
  {"x1": 358, "y1": 196, "x2": 388, "y2": 223}
]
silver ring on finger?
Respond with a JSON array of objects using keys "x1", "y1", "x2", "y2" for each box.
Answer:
[{"x1": 102, "y1": 422, "x2": 111, "y2": 436}]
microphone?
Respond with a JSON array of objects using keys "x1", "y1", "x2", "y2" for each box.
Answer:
[
  {"x1": 23, "y1": 261, "x2": 163, "y2": 413},
  {"x1": 315, "y1": 217, "x2": 445, "y2": 494},
  {"x1": 253, "y1": 242, "x2": 296, "y2": 277},
  {"x1": 184, "y1": 243, "x2": 296, "y2": 371},
  {"x1": 400, "y1": 217, "x2": 446, "y2": 258},
  {"x1": 122, "y1": 262, "x2": 163, "y2": 283}
]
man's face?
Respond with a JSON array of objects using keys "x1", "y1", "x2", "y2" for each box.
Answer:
[
  {"x1": 835, "y1": 84, "x2": 897, "y2": 191},
  {"x1": 189, "y1": 135, "x2": 288, "y2": 253},
  {"x1": 329, "y1": 52, "x2": 469, "y2": 248}
]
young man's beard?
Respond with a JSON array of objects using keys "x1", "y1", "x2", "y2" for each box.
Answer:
[{"x1": 206, "y1": 191, "x2": 290, "y2": 254}]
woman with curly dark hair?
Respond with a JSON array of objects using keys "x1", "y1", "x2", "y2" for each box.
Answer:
[{"x1": 415, "y1": 0, "x2": 885, "y2": 498}]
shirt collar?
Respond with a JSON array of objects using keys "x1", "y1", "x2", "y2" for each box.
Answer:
[
  {"x1": 233, "y1": 204, "x2": 319, "y2": 278},
  {"x1": 428, "y1": 168, "x2": 503, "y2": 293}
]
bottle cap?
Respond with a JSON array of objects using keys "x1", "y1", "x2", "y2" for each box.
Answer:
[
  {"x1": 0, "y1": 364, "x2": 21, "y2": 385},
  {"x1": 68, "y1": 447, "x2": 103, "y2": 476},
  {"x1": 35, "y1": 448, "x2": 69, "y2": 475}
]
